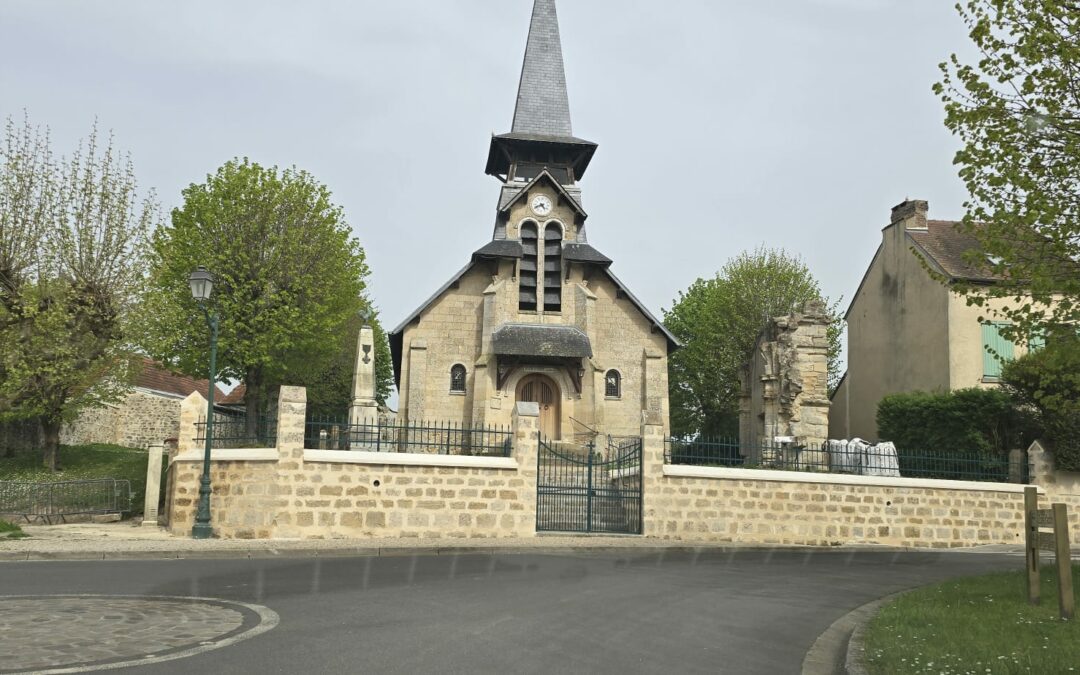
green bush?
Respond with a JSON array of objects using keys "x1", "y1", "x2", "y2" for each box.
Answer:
[
  {"x1": 876, "y1": 388, "x2": 1035, "y2": 455},
  {"x1": 1002, "y1": 337, "x2": 1080, "y2": 471}
]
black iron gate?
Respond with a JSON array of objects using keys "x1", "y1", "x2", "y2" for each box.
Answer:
[{"x1": 536, "y1": 436, "x2": 642, "y2": 534}]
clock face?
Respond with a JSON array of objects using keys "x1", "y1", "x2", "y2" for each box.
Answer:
[{"x1": 531, "y1": 195, "x2": 553, "y2": 217}]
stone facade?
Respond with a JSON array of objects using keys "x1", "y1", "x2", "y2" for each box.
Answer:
[
  {"x1": 61, "y1": 389, "x2": 184, "y2": 449},
  {"x1": 738, "y1": 300, "x2": 831, "y2": 454}
]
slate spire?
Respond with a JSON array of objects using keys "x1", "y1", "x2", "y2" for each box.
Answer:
[{"x1": 511, "y1": 0, "x2": 573, "y2": 137}]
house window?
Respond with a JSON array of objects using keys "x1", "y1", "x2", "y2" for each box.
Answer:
[
  {"x1": 519, "y1": 222, "x2": 538, "y2": 311},
  {"x1": 981, "y1": 322, "x2": 1014, "y2": 380},
  {"x1": 450, "y1": 364, "x2": 467, "y2": 393},
  {"x1": 543, "y1": 222, "x2": 563, "y2": 312},
  {"x1": 605, "y1": 369, "x2": 621, "y2": 398}
]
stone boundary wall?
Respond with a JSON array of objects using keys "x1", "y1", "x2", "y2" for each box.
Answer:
[
  {"x1": 167, "y1": 387, "x2": 540, "y2": 539},
  {"x1": 641, "y1": 427, "x2": 1077, "y2": 548}
]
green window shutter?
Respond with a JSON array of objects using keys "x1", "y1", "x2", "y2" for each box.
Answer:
[
  {"x1": 1029, "y1": 330, "x2": 1046, "y2": 353},
  {"x1": 981, "y1": 322, "x2": 1015, "y2": 379}
]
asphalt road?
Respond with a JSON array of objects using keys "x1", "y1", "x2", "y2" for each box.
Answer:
[{"x1": 1, "y1": 549, "x2": 1018, "y2": 674}]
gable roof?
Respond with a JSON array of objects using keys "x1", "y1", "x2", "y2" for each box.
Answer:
[
  {"x1": 908, "y1": 220, "x2": 1000, "y2": 283},
  {"x1": 498, "y1": 170, "x2": 587, "y2": 218},
  {"x1": 134, "y1": 358, "x2": 224, "y2": 400}
]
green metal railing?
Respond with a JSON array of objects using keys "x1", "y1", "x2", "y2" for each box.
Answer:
[
  {"x1": 664, "y1": 437, "x2": 1028, "y2": 484},
  {"x1": 195, "y1": 412, "x2": 277, "y2": 449},
  {"x1": 304, "y1": 416, "x2": 513, "y2": 457}
]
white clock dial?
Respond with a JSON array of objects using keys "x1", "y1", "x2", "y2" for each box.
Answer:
[{"x1": 531, "y1": 195, "x2": 553, "y2": 216}]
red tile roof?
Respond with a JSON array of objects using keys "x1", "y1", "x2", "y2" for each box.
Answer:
[
  {"x1": 907, "y1": 220, "x2": 1000, "y2": 283},
  {"x1": 219, "y1": 383, "x2": 246, "y2": 406},
  {"x1": 134, "y1": 358, "x2": 225, "y2": 400}
]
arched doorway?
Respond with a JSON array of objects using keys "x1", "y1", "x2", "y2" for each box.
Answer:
[{"x1": 516, "y1": 374, "x2": 560, "y2": 439}]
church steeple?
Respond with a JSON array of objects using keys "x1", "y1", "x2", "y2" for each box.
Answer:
[
  {"x1": 512, "y1": 0, "x2": 573, "y2": 137},
  {"x1": 485, "y1": 0, "x2": 597, "y2": 184}
]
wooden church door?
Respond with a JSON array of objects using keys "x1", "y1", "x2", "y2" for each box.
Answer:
[{"x1": 517, "y1": 374, "x2": 560, "y2": 440}]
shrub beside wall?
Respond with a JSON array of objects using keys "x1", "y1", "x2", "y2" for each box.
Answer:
[
  {"x1": 876, "y1": 388, "x2": 1035, "y2": 455},
  {"x1": 1002, "y1": 337, "x2": 1080, "y2": 472}
]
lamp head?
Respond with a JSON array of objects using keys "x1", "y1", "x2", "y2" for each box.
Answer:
[{"x1": 188, "y1": 266, "x2": 214, "y2": 302}]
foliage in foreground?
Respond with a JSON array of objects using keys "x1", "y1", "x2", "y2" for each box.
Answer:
[
  {"x1": 0, "y1": 518, "x2": 26, "y2": 538},
  {"x1": 864, "y1": 566, "x2": 1080, "y2": 675},
  {"x1": 935, "y1": 1, "x2": 1080, "y2": 342},
  {"x1": 663, "y1": 247, "x2": 841, "y2": 437},
  {"x1": 1001, "y1": 336, "x2": 1080, "y2": 471},
  {"x1": 876, "y1": 388, "x2": 1037, "y2": 455},
  {"x1": 0, "y1": 443, "x2": 157, "y2": 515}
]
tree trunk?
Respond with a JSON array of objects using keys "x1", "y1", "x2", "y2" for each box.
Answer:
[
  {"x1": 41, "y1": 418, "x2": 62, "y2": 472},
  {"x1": 244, "y1": 367, "x2": 264, "y2": 439}
]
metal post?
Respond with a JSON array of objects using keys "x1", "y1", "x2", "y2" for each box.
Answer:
[
  {"x1": 1053, "y1": 503, "x2": 1074, "y2": 620},
  {"x1": 586, "y1": 441, "x2": 594, "y2": 533},
  {"x1": 192, "y1": 310, "x2": 218, "y2": 539},
  {"x1": 1024, "y1": 486, "x2": 1040, "y2": 605}
]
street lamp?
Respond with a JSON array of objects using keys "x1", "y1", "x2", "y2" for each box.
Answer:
[{"x1": 189, "y1": 266, "x2": 218, "y2": 539}]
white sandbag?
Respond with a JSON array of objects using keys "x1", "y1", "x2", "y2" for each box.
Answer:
[{"x1": 863, "y1": 441, "x2": 901, "y2": 477}]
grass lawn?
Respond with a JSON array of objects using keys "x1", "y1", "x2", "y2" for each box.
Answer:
[
  {"x1": 864, "y1": 565, "x2": 1080, "y2": 674},
  {"x1": 0, "y1": 444, "x2": 164, "y2": 517}
]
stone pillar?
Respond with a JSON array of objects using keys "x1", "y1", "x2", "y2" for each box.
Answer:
[
  {"x1": 177, "y1": 391, "x2": 206, "y2": 455},
  {"x1": 512, "y1": 401, "x2": 540, "y2": 537},
  {"x1": 272, "y1": 386, "x2": 306, "y2": 538},
  {"x1": 1009, "y1": 448, "x2": 1027, "y2": 484},
  {"x1": 641, "y1": 349, "x2": 666, "y2": 434},
  {"x1": 406, "y1": 339, "x2": 428, "y2": 423},
  {"x1": 165, "y1": 391, "x2": 207, "y2": 533},
  {"x1": 141, "y1": 443, "x2": 164, "y2": 526},
  {"x1": 349, "y1": 324, "x2": 378, "y2": 426},
  {"x1": 640, "y1": 412, "x2": 665, "y2": 538}
]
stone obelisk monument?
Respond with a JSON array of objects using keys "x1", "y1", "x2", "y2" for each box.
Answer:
[{"x1": 349, "y1": 317, "x2": 379, "y2": 427}]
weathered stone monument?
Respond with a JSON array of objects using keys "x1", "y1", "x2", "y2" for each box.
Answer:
[
  {"x1": 349, "y1": 318, "x2": 378, "y2": 426},
  {"x1": 141, "y1": 443, "x2": 164, "y2": 526},
  {"x1": 738, "y1": 300, "x2": 831, "y2": 463}
]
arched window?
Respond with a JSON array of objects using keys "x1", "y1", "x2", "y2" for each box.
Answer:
[
  {"x1": 605, "y1": 370, "x2": 621, "y2": 398},
  {"x1": 543, "y1": 222, "x2": 563, "y2": 312},
  {"x1": 519, "y1": 222, "x2": 538, "y2": 311},
  {"x1": 450, "y1": 364, "x2": 467, "y2": 393}
]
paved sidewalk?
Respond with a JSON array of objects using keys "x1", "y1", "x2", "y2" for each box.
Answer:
[{"x1": 0, "y1": 521, "x2": 1042, "y2": 561}]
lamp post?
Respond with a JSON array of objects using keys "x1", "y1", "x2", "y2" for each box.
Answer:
[{"x1": 189, "y1": 266, "x2": 218, "y2": 539}]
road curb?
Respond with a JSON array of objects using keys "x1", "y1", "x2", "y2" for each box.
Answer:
[
  {"x1": 801, "y1": 592, "x2": 903, "y2": 675},
  {"x1": 0, "y1": 543, "x2": 942, "y2": 563}
]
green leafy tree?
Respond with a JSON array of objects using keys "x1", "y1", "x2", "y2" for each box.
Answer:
[
  {"x1": 0, "y1": 116, "x2": 157, "y2": 470},
  {"x1": 142, "y1": 159, "x2": 372, "y2": 428},
  {"x1": 1001, "y1": 336, "x2": 1080, "y2": 471},
  {"x1": 663, "y1": 247, "x2": 842, "y2": 438},
  {"x1": 935, "y1": 1, "x2": 1080, "y2": 340}
]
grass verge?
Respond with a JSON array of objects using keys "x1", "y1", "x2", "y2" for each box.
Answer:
[
  {"x1": 0, "y1": 444, "x2": 164, "y2": 516},
  {"x1": 863, "y1": 565, "x2": 1080, "y2": 674},
  {"x1": 0, "y1": 518, "x2": 28, "y2": 539}
]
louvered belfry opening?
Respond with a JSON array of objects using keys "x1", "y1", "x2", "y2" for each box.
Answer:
[
  {"x1": 543, "y1": 223, "x2": 562, "y2": 312},
  {"x1": 519, "y1": 222, "x2": 538, "y2": 311}
]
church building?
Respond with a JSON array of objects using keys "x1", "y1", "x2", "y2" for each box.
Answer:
[{"x1": 389, "y1": 0, "x2": 679, "y2": 441}]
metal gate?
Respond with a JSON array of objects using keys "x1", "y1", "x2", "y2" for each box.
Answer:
[{"x1": 536, "y1": 436, "x2": 642, "y2": 534}]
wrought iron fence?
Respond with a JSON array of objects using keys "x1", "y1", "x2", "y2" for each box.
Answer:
[
  {"x1": 0, "y1": 479, "x2": 132, "y2": 523},
  {"x1": 305, "y1": 415, "x2": 513, "y2": 457},
  {"x1": 194, "y1": 411, "x2": 277, "y2": 449},
  {"x1": 664, "y1": 437, "x2": 1028, "y2": 484}
]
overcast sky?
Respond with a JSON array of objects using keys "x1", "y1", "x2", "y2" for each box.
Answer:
[{"x1": 2, "y1": 0, "x2": 975, "y2": 380}]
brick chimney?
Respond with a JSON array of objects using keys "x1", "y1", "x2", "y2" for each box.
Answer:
[{"x1": 890, "y1": 199, "x2": 928, "y2": 231}]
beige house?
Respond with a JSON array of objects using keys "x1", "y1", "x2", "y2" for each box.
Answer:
[
  {"x1": 830, "y1": 199, "x2": 1037, "y2": 441},
  {"x1": 389, "y1": 0, "x2": 678, "y2": 441}
]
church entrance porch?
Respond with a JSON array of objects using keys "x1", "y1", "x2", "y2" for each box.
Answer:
[
  {"x1": 516, "y1": 374, "x2": 560, "y2": 440},
  {"x1": 535, "y1": 436, "x2": 643, "y2": 535}
]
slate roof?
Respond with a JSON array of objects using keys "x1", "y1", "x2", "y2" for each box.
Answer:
[
  {"x1": 908, "y1": 220, "x2": 1000, "y2": 283},
  {"x1": 562, "y1": 243, "x2": 611, "y2": 265},
  {"x1": 492, "y1": 323, "x2": 592, "y2": 358},
  {"x1": 134, "y1": 358, "x2": 224, "y2": 400},
  {"x1": 474, "y1": 240, "x2": 524, "y2": 260},
  {"x1": 512, "y1": 0, "x2": 573, "y2": 138}
]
